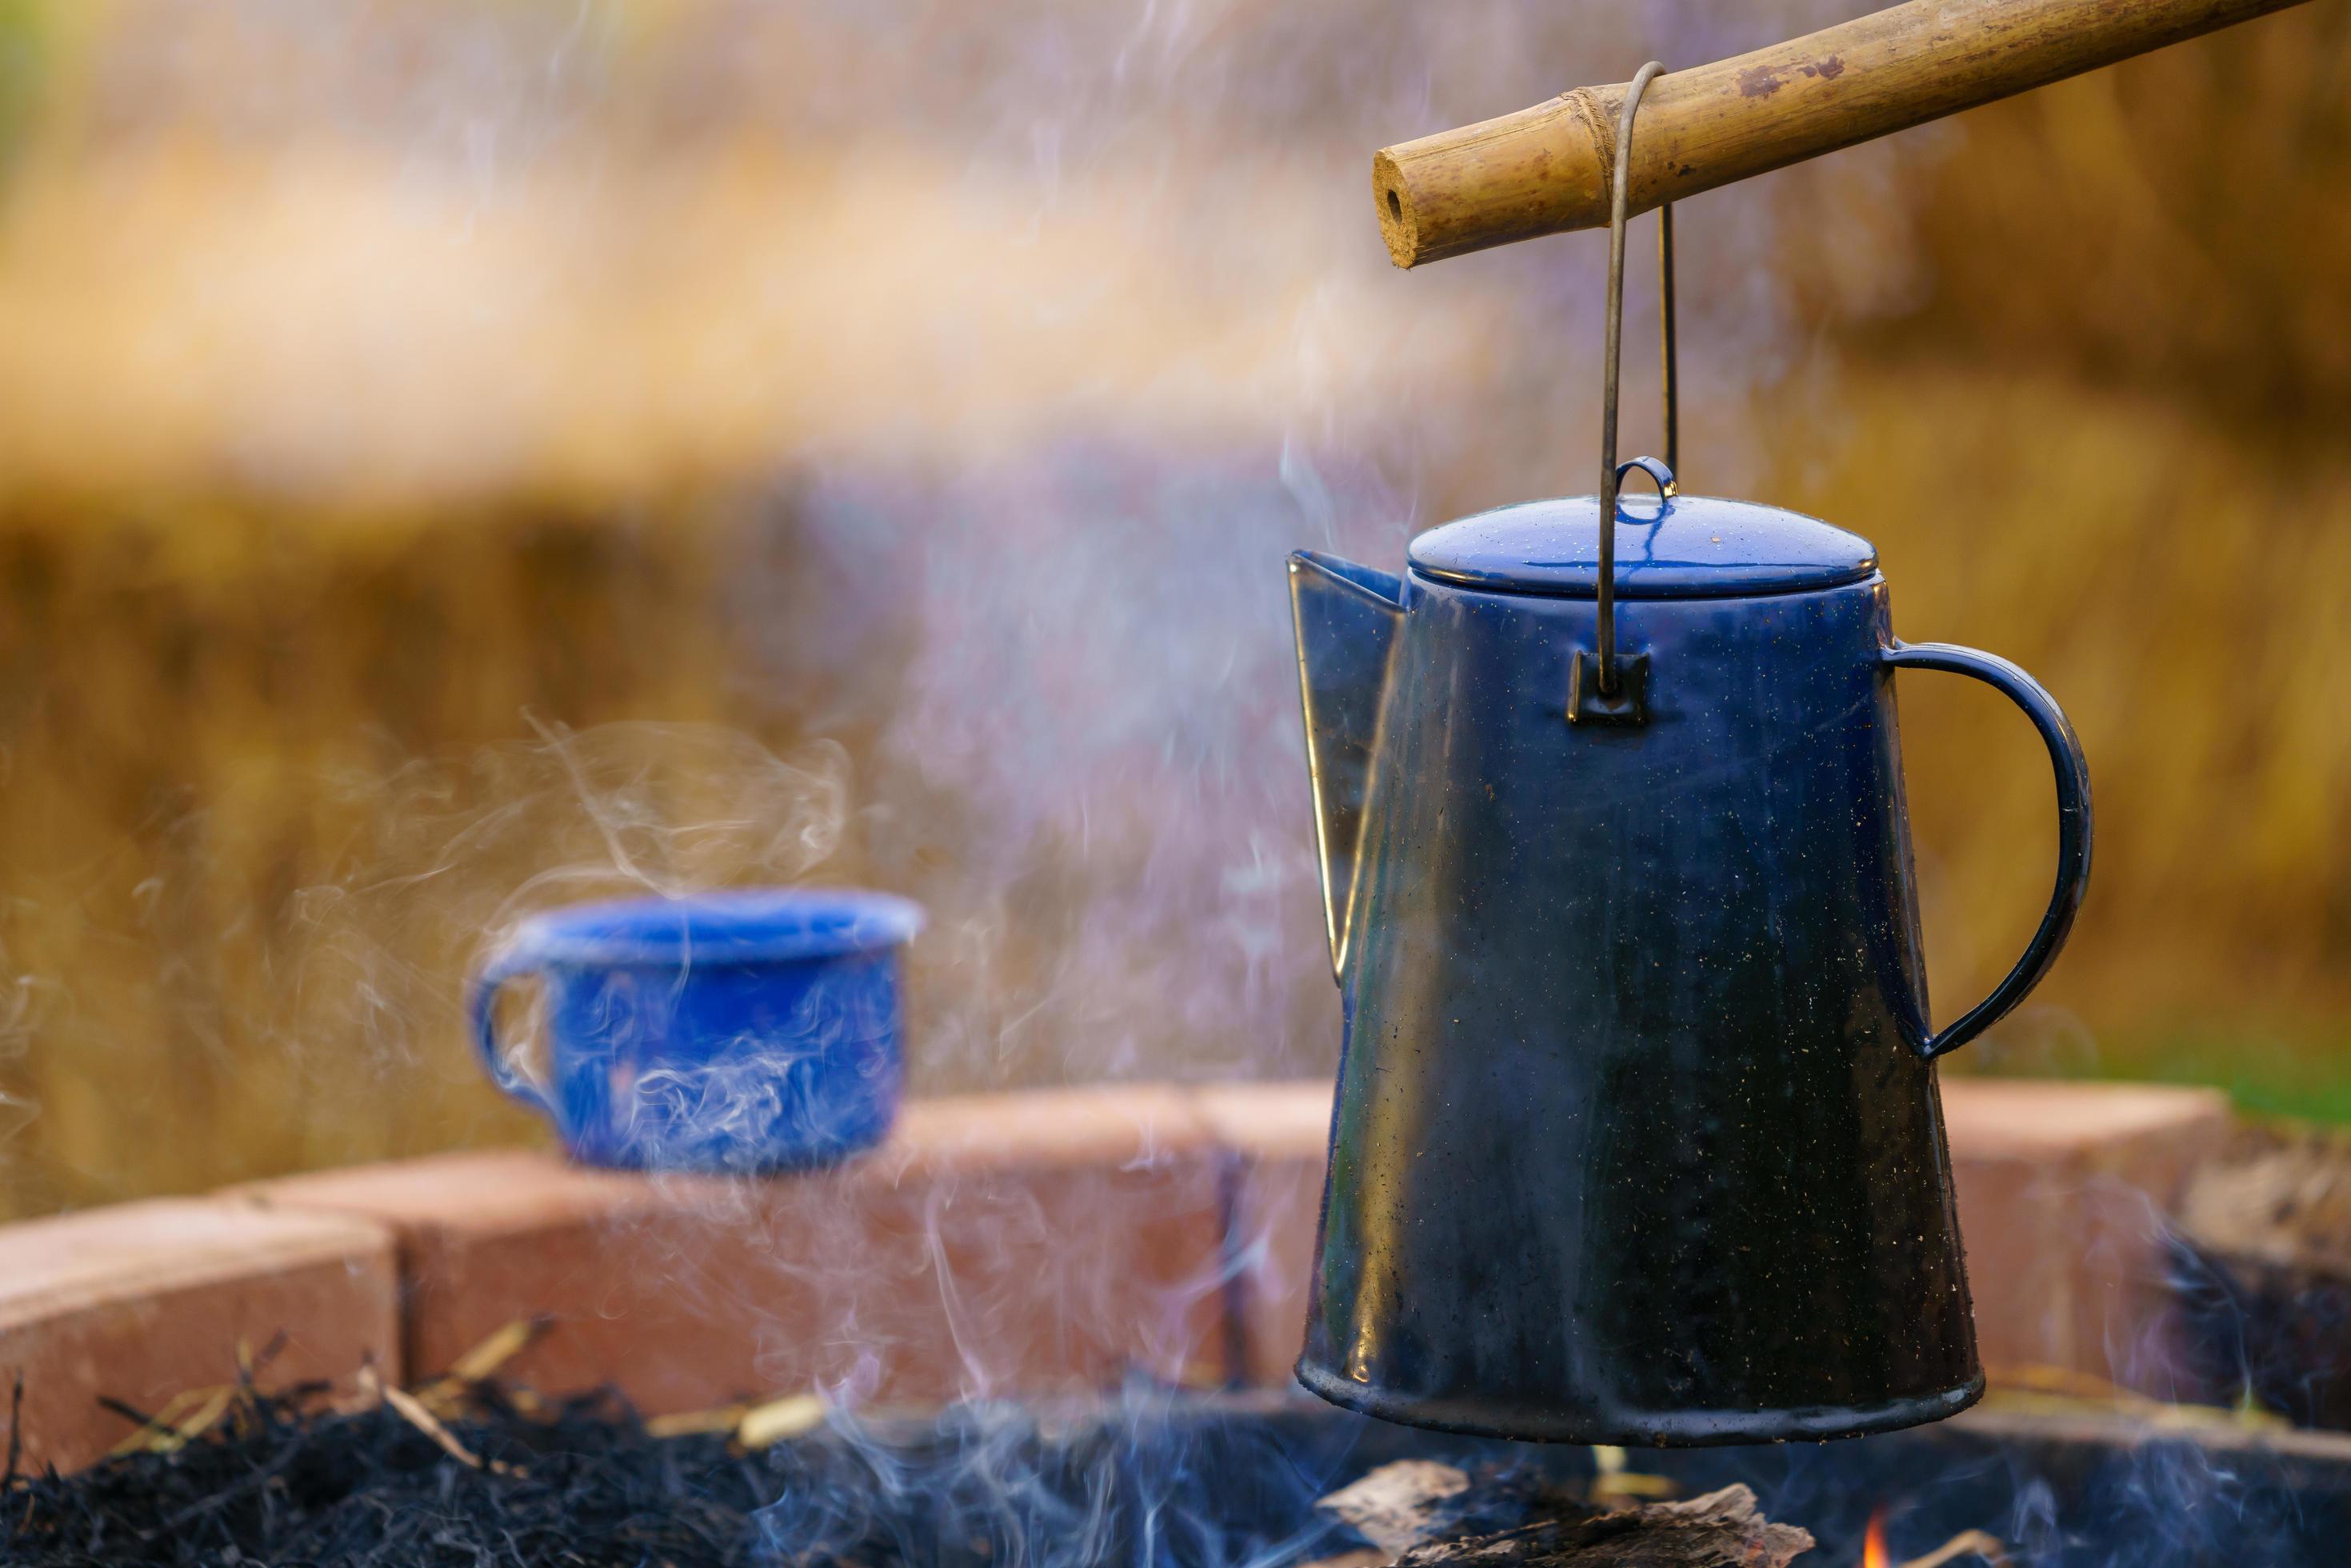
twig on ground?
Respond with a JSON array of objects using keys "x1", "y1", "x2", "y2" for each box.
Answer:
[
  {"x1": 1902, "y1": 1529, "x2": 2009, "y2": 1568},
  {"x1": 415, "y1": 1317, "x2": 554, "y2": 1417},
  {"x1": 358, "y1": 1363, "x2": 520, "y2": 1477}
]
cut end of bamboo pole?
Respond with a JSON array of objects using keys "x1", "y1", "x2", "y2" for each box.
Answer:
[
  {"x1": 1371, "y1": 92, "x2": 1613, "y2": 269},
  {"x1": 1370, "y1": 149, "x2": 1418, "y2": 270}
]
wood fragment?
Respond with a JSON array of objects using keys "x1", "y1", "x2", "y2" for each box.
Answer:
[
  {"x1": 415, "y1": 1316, "x2": 553, "y2": 1416},
  {"x1": 442, "y1": 1316, "x2": 552, "y2": 1387},
  {"x1": 737, "y1": 1392, "x2": 828, "y2": 1450},
  {"x1": 1318, "y1": 1460, "x2": 1473, "y2": 1554},
  {"x1": 1317, "y1": 1458, "x2": 1564, "y2": 1558},
  {"x1": 643, "y1": 1404, "x2": 750, "y2": 1440},
  {"x1": 1394, "y1": 1484, "x2": 1813, "y2": 1566},
  {"x1": 104, "y1": 1386, "x2": 235, "y2": 1458},
  {"x1": 1901, "y1": 1529, "x2": 2009, "y2": 1568},
  {"x1": 146, "y1": 1388, "x2": 234, "y2": 1455},
  {"x1": 357, "y1": 1364, "x2": 520, "y2": 1476},
  {"x1": 1320, "y1": 1462, "x2": 1809, "y2": 1567}
]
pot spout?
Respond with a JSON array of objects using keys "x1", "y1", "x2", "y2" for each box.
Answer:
[{"x1": 1286, "y1": 550, "x2": 1403, "y2": 982}]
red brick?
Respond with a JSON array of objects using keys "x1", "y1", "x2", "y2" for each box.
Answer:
[
  {"x1": 239, "y1": 1085, "x2": 1232, "y2": 1417},
  {"x1": 0, "y1": 1199, "x2": 397, "y2": 1474},
  {"x1": 1188, "y1": 1081, "x2": 1333, "y2": 1388},
  {"x1": 1942, "y1": 1078, "x2": 2231, "y2": 1394}
]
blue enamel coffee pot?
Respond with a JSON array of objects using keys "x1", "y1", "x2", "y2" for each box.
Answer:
[
  {"x1": 1286, "y1": 475, "x2": 2091, "y2": 1445},
  {"x1": 1284, "y1": 65, "x2": 2092, "y2": 1446}
]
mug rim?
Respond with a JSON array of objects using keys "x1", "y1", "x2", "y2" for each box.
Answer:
[{"x1": 498, "y1": 887, "x2": 925, "y2": 969}]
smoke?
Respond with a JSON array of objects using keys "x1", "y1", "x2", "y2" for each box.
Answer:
[
  {"x1": 286, "y1": 717, "x2": 849, "y2": 1055},
  {"x1": 722, "y1": 441, "x2": 1406, "y2": 1090},
  {"x1": 746, "y1": 1394, "x2": 1370, "y2": 1568}
]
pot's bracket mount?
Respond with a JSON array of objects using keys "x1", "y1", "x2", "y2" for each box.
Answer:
[{"x1": 1569, "y1": 649, "x2": 1649, "y2": 725}]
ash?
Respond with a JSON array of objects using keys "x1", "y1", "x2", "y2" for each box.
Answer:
[
  {"x1": 7, "y1": 1382, "x2": 790, "y2": 1566},
  {"x1": 10, "y1": 1375, "x2": 2351, "y2": 1566},
  {"x1": 0, "y1": 1381, "x2": 1411, "y2": 1568}
]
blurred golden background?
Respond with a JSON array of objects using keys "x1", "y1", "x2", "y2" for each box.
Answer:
[{"x1": 0, "y1": 0, "x2": 2343, "y2": 1218}]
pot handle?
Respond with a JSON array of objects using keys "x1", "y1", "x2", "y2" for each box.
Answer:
[
  {"x1": 1882, "y1": 641, "x2": 2093, "y2": 1061},
  {"x1": 468, "y1": 945, "x2": 558, "y2": 1117}
]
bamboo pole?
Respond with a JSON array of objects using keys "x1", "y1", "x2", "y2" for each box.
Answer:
[{"x1": 1373, "y1": 0, "x2": 2313, "y2": 268}]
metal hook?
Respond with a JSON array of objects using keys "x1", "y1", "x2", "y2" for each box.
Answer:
[{"x1": 1595, "y1": 60, "x2": 1678, "y2": 697}]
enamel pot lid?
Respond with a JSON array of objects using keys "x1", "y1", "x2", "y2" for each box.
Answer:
[{"x1": 1406, "y1": 486, "x2": 1878, "y2": 600}]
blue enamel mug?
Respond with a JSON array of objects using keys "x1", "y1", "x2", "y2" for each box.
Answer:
[{"x1": 469, "y1": 889, "x2": 924, "y2": 1171}]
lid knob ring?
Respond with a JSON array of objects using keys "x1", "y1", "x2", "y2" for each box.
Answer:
[
  {"x1": 1594, "y1": 60, "x2": 1678, "y2": 697},
  {"x1": 1615, "y1": 455, "x2": 1677, "y2": 498}
]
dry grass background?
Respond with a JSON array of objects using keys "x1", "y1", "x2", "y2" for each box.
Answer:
[{"x1": 0, "y1": 0, "x2": 2343, "y2": 1217}]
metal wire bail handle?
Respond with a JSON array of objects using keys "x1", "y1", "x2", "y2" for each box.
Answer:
[{"x1": 1593, "y1": 59, "x2": 1679, "y2": 699}]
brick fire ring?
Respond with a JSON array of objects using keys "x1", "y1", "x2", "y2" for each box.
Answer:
[{"x1": 0, "y1": 1078, "x2": 2230, "y2": 1474}]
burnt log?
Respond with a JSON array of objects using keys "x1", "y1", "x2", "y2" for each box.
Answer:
[
  {"x1": 1396, "y1": 1486, "x2": 1813, "y2": 1566},
  {"x1": 1317, "y1": 1460, "x2": 1813, "y2": 1567}
]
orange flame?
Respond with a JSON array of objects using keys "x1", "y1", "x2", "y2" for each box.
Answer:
[{"x1": 1861, "y1": 1507, "x2": 1891, "y2": 1568}]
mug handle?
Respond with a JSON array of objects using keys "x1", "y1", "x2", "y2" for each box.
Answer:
[
  {"x1": 1882, "y1": 641, "x2": 2094, "y2": 1061},
  {"x1": 469, "y1": 945, "x2": 558, "y2": 1117}
]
